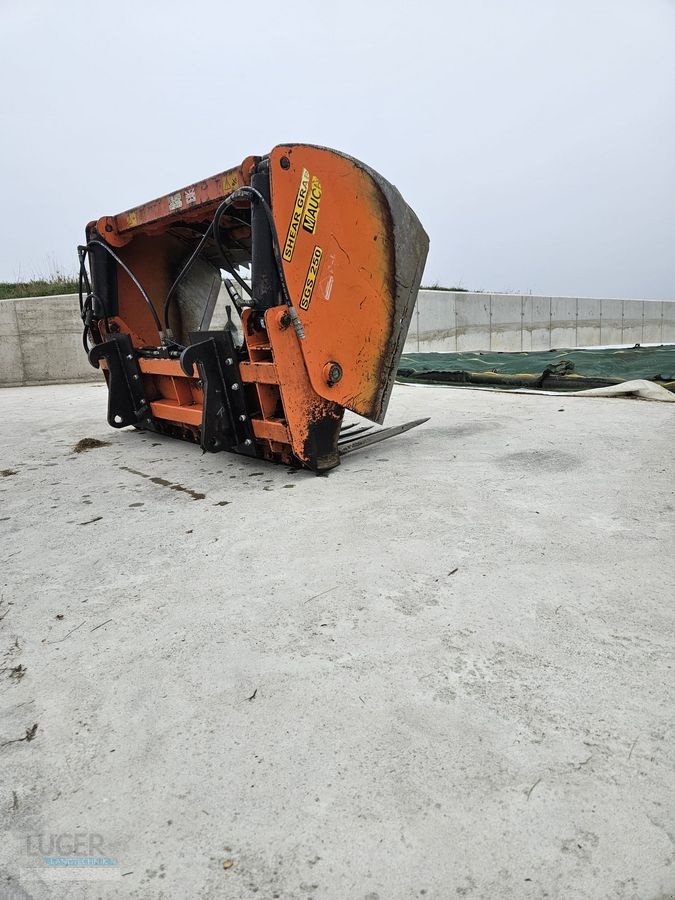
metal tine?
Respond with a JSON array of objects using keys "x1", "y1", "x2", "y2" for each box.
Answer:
[
  {"x1": 339, "y1": 418, "x2": 429, "y2": 456},
  {"x1": 338, "y1": 428, "x2": 370, "y2": 444},
  {"x1": 339, "y1": 422, "x2": 366, "y2": 434},
  {"x1": 338, "y1": 425, "x2": 376, "y2": 443}
]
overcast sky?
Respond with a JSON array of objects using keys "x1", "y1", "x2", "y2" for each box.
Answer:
[{"x1": 1, "y1": 0, "x2": 674, "y2": 298}]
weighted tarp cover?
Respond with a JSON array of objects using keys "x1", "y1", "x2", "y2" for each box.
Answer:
[{"x1": 397, "y1": 346, "x2": 675, "y2": 392}]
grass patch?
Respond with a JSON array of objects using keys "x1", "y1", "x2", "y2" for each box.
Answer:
[
  {"x1": 0, "y1": 273, "x2": 79, "y2": 300},
  {"x1": 421, "y1": 283, "x2": 471, "y2": 291}
]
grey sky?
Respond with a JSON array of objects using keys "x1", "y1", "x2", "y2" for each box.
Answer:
[{"x1": 1, "y1": 0, "x2": 674, "y2": 298}]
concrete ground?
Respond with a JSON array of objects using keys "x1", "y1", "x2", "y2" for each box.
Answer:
[{"x1": 0, "y1": 381, "x2": 673, "y2": 900}]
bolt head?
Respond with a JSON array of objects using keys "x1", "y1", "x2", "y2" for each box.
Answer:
[
  {"x1": 231, "y1": 383, "x2": 239, "y2": 391},
  {"x1": 244, "y1": 438, "x2": 253, "y2": 446},
  {"x1": 323, "y1": 361, "x2": 343, "y2": 385}
]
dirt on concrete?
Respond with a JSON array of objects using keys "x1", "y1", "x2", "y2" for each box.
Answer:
[{"x1": 72, "y1": 437, "x2": 111, "y2": 454}]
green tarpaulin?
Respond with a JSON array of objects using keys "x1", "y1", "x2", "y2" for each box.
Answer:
[{"x1": 397, "y1": 345, "x2": 675, "y2": 392}]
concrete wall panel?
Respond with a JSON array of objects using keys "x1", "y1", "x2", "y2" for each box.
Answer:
[
  {"x1": 456, "y1": 293, "x2": 490, "y2": 351},
  {"x1": 1, "y1": 295, "x2": 101, "y2": 387},
  {"x1": 14, "y1": 295, "x2": 81, "y2": 335},
  {"x1": 403, "y1": 323, "x2": 418, "y2": 353},
  {"x1": 490, "y1": 295, "x2": 523, "y2": 351},
  {"x1": 520, "y1": 297, "x2": 533, "y2": 351},
  {"x1": 598, "y1": 299, "x2": 622, "y2": 346},
  {"x1": 550, "y1": 297, "x2": 577, "y2": 348},
  {"x1": 0, "y1": 301, "x2": 25, "y2": 385},
  {"x1": 663, "y1": 301, "x2": 675, "y2": 343},
  {"x1": 0, "y1": 299, "x2": 20, "y2": 337},
  {"x1": 0, "y1": 335, "x2": 25, "y2": 387},
  {"x1": 20, "y1": 330, "x2": 96, "y2": 385},
  {"x1": 575, "y1": 298, "x2": 600, "y2": 346},
  {"x1": 622, "y1": 300, "x2": 644, "y2": 345},
  {"x1": 643, "y1": 302, "x2": 663, "y2": 343},
  {"x1": 525, "y1": 296, "x2": 551, "y2": 351},
  {"x1": 417, "y1": 290, "x2": 457, "y2": 352}
]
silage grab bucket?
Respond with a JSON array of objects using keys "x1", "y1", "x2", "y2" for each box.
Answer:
[{"x1": 82, "y1": 143, "x2": 430, "y2": 470}]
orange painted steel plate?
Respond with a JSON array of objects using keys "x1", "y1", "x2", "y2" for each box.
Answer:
[
  {"x1": 268, "y1": 144, "x2": 427, "y2": 422},
  {"x1": 138, "y1": 358, "x2": 189, "y2": 377},
  {"x1": 239, "y1": 362, "x2": 280, "y2": 385},
  {"x1": 97, "y1": 157, "x2": 257, "y2": 245},
  {"x1": 251, "y1": 418, "x2": 290, "y2": 443},
  {"x1": 150, "y1": 400, "x2": 202, "y2": 427}
]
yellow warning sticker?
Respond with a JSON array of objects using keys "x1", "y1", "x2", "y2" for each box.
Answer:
[
  {"x1": 222, "y1": 170, "x2": 239, "y2": 194},
  {"x1": 283, "y1": 168, "x2": 310, "y2": 262},
  {"x1": 302, "y1": 175, "x2": 322, "y2": 234},
  {"x1": 300, "y1": 245, "x2": 323, "y2": 311}
]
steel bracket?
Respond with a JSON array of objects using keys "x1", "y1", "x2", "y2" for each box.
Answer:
[
  {"x1": 180, "y1": 332, "x2": 257, "y2": 456},
  {"x1": 88, "y1": 333, "x2": 148, "y2": 428}
]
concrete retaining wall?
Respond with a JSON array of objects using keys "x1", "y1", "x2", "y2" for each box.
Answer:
[
  {"x1": 2, "y1": 291, "x2": 674, "y2": 388},
  {"x1": 0, "y1": 294, "x2": 99, "y2": 388},
  {"x1": 403, "y1": 291, "x2": 675, "y2": 353},
  {"x1": 0, "y1": 291, "x2": 233, "y2": 388}
]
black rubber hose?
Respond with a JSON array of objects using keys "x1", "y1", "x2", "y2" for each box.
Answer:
[
  {"x1": 211, "y1": 207, "x2": 254, "y2": 301},
  {"x1": 223, "y1": 186, "x2": 293, "y2": 307},
  {"x1": 161, "y1": 186, "x2": 296, "y2": 334},
  {"x1": 78, "y1": 244, "x2": 108, "y2": 349}
]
